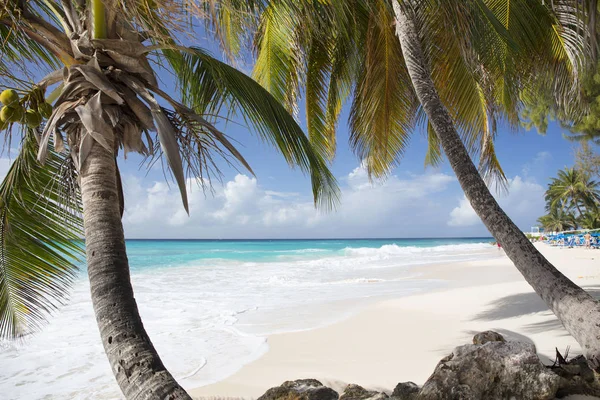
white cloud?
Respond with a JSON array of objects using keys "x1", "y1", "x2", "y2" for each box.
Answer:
[
  {"x1": 447, "y1": 176, "x2": 545, "y2": 229},
  {"x1": 121, "y1": 165, "x2": 457, "y2": 238},
  {"x1": 448, "y1": 197, "x2": 480, "y2": 227}
]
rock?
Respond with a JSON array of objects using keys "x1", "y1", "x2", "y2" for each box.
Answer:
[
  {"x1": 258, "y1": 379, "x2": 339, "y2": 400},
  {"x1": 472, "y1": 330, "x2": 506, "y2": 345},
  {"x1": 340, "y1": 384, "x2": 388, "y2": 400},
  {"x1": 552, "y1": 355, "x2": 600, "y2": 398},
  {"x1": 390, "y1": 381, "x2": 419, "y2": 399},
  {"x1": 419, "y1": 334, "x2": 560, "y2": 400}
]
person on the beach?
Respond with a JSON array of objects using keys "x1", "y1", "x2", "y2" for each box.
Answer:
[{"x1": 584, "y1": 232, "x2": 592, "y2": 249}]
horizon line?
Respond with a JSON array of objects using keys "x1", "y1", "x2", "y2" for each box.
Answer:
[{"x1": 121, "y1": 236, "x2": 494, "y2": 241}]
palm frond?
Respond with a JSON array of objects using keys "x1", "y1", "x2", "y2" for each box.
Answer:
[
  {"x1": 424, "y1": 121, "x2": 443, "y2": 168},
  {"x1": 0, "y1": 23, "x2": 61, "y2": 83},
  {"x1": 168, "y1": 46, "x2": 340, "y2": 210},
  {"x1": 305, "y1": 36, "x2": 334, "y2": 160},
  {"x1": 196, "y1": 0, "x2": 255, "y2": 61},
  {"x1": 0, "y1": 130, "x2": 83, "y2": 340},
  {"x1": 349, "y1": 0, "x2": 419, "y2": 178},
  {"x1": 252, "y1": 1, "x2": 302, "y2": 115}
]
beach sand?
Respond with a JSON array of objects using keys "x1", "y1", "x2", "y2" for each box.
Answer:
[{"x1": 190, "y1": 243, "x2": 600, "y2": 399}]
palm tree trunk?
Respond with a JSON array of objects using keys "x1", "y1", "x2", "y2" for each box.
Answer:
[
  {"x1": 393, "y1": 1, "x2": 600, "y2": 371},
  {"x1": 575, "y1": 202, "x2": 584, "y2": 221},
  {"x1": 80, "y1": 142, "x2": 192, "y2": 399}
]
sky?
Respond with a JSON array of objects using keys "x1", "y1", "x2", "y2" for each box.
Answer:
[{"x1": 1, "y1": 28, "x2": 592, "y2": 239}]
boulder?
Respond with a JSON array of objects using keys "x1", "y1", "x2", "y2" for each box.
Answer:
[
  {"x1": 419, "y1": 332, "x2": 560, "y2": 400},
  {"x1": 472, "y1": 330, "x2": 506, "y2": 345},
  {"x1": 340, "y1": 384, "x2": 388, "y2": 400},
  {"x1": 258, "y1": 379, "x2": 339, "y2": 400},
  {"x1": 390, "y1": 382, "x2": 419, "y2": 399}
]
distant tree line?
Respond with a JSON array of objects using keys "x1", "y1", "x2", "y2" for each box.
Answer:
[{"x1": 538, "y1": 144, "x2": 600, "y2": 231}]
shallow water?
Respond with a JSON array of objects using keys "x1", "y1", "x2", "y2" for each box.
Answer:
[{"x1": 1, "y1": 238, "x2": 500, "y2": 399}]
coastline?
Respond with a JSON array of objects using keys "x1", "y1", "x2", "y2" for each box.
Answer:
[{"x1": 190, "y1": 243, "x2": 600, "y2": 398}]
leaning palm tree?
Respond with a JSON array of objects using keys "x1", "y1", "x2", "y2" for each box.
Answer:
[
  {"x1": 211, "y1": 0, "x2": 600, "y2": 369},
  {"x1": 0, "y1": 1, "x2": 338, "y2": 398},
  {"x1": 546, "y1": 167, "x2": 600, "y2": 218}
]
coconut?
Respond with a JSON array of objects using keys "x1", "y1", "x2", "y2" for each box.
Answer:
[
  {"x1": 0, "y1": 106, "x2": 24, "y2": 123},
  {"x1": 38, "y1": 102, "x2": 53, "y2": 119},
  {"x1": 25, "y1": 109, "x2": 42, "y2": 128},
  {"x1": 0, "y1": 89, "x2": 19, "y2": 106}
]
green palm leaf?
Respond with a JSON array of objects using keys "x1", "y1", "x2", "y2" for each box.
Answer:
[
  {"x1": 252, "y1": 2, "x2": 302, "y2": 114},
  {"x1": 349, "y1": 0, "x2": 419, "y2": 178},
  {"x1": 306, "y1": 36, "x2": 334, "y2": 160},
  {"x1": 169, "y1": 46, "x2": 340, "y2": 210},
  {"x1": 0, "y1": 131, "x2": 83, "y2": 340}
]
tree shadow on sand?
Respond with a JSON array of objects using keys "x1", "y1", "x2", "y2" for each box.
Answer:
[{"x1": 471, "y1": 287, "x2": 600, "y2": 335}]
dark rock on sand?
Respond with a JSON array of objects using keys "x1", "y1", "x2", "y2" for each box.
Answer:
[
  {"x1": 552, "y1": 354, "x2": 600, "y2": 398},
  {"x1": 339, "y1": 384, "x2": 388, "y2": 400},
  {"x1": 472, "y1": 330, "x2": 506, "y2": 345},
  {"x1": 257, "y1": 379, "x2": 339, "y2": 400},
  {"x1": 390, "y1": 382, "x2": 419, "y2": 399},
  {"x1": 419, "y1": 331, "x2": 560, "y2": 400}
]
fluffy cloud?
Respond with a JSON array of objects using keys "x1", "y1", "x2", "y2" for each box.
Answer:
[
  {"x1": 447, "y1": 176, "x2": 546, "y2": 229},
  {"x1": 121, "y1": 165, "x2": 457, "y2": 238}
]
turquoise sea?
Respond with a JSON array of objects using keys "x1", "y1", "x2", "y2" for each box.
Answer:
[
  {"x1": 124, "y1": 237, "x2": 494, "y2": 270},
  {"x1": 3, "y1": 237, "x2": 498, "y2": 400}
]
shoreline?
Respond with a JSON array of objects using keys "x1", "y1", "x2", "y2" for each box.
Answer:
[{"x1": 190, "y1": 243, "x2": 600, "y2": 399}]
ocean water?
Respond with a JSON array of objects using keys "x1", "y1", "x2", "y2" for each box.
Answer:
[{"x1": 1, "y1": 238, "x2": 499, "y2": 399}]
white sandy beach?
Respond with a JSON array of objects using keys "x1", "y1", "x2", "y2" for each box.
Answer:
[{"x1": 190, "y1": 243, "x2": 600, "y2": 399}]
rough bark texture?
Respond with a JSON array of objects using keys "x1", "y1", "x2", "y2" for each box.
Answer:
[
  {"x1": 80, "y1": 143, "x2": 191, "y2": 399},
  {"x1": 392, "y1": 1, "x2": 600, "y2": 370}
]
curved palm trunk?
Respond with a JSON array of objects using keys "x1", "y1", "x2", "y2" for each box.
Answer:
[
  {"x1": 575, "y1": 201, "x2": 584, "y2": 220},
  {"x1": 393, "y1": 2, "x2": 600, "y2": 371},
  {"x1": 80, "y1": 143, "x2": 192, "y2": 399}
]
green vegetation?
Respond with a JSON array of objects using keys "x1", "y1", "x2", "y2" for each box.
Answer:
[{"x1": 538, "y1": 167, "x2": 600, "y2": 231}]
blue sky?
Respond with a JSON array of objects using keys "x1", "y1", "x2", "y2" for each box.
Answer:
[{"x1": 1, "y1": 29, "x2": 589, "y2": 239}]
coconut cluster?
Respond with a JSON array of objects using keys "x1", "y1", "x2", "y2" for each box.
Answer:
[{"x1": 0, "y1": 89, "x2": 53, "y2": 131}]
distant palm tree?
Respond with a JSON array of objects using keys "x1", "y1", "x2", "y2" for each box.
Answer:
[
  {"x1": 537, "y1": 206, "x2": 578, "y2": 232},
  {"x1": 546, "y1": 167, "x2": 600, "y2": 218},
  {"x1": 0, "y1": 1, "x2": 338, "y2": 398},
  {"x1": 211, "y1": 0, "x2": 600, "y2": 370},
  {"x1": 579, "y1": 210, "x2": 600, "y2": 229}
]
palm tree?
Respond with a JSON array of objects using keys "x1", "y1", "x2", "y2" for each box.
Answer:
[
  {"x1": 579, "y1": 210, "x2": 600, "y2": 229},
  {"x1": 537, "y1": 205, "x2": 578, "y2": 232},
  {"x1": 393, "y1": 2, "x2": 600, "y2": 371},
  {"x1": 213, "y1": 0, "x2": 600, "y2": 369},
  {"x1": 0, "y1": 1, "x2": 338, "y2": 398},
  {"x1": 546, "y1": 167, "x2": 600, "y2": 218}
]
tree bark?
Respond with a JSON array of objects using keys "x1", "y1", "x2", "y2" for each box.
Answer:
[
  {"x1": 80, "y1": 142, "x2": 192, "y2": 399},
  {"x1": 393, "y1": 1, "x2": 600, "y2": 371}
]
